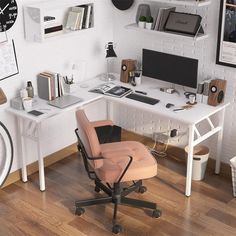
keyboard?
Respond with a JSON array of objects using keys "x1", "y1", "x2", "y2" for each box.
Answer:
[{"x1": 126, "y1": 93, "x2": 160, "y2": 105}]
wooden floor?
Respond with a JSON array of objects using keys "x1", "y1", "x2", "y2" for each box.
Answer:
[{"x1": 1, "y1": 139, "x2": 236, "y2": 235}]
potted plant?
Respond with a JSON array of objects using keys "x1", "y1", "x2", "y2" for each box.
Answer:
[
  {"x1": 138, "y1": 16, "x2": 146, "y2": 28},
  {"x1": 145, "y1": 16, "x2": 153, "y2": 30}
]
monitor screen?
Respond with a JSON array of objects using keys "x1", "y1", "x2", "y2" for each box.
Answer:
[{"x1": 142, "y1": 49, "x2": 198, "y2": 88}]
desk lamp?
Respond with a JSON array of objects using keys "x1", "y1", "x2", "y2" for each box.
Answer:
[{"x1": 101, "y1": 42, "x2": 117, "y2": 81}]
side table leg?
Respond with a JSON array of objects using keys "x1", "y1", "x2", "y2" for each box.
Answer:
[
  {"x1": 17, "y1": 117, "x2": 28, "y2": 183},
  {"x1": 185, "y1": 125, "x2": 195, "y2": 197},
  {"x1": 215, "y1": 108, "x2": 225, "y2": 174},
  {"x1": 37, "y1": 123, "x2": 45, "y2": 192}
]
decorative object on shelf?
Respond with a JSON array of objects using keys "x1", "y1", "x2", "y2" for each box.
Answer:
[
  {"x1": 216, "y1": 0, "x2": 236, "y2": 68},
  {"x1": 0, "y1": 0, "x2": 18, "y2": 32},
  {"x1": 100, "y1": 42, "x2": 117, "y2": 81},
  {"x1": 111, "y1": 0, "x2": 134, "y2": 10},
  {"x1": 145, "y1": 16, "x2": 153, "y2": 30},
  {"x1": 136, "y1": 4, "x2": 151, "y2": 23},
  {"x1": 0, "y1": 88, "x2": 7, "y2": 105},
  {"x1": 0, "y1": 39, "x2": 19, "y2": 81},
  {"x1": 164, "y1": 12, "x2": 203, "y2": 36},
  {"x1": 138, "y1": 16, "x2": 146, "y2": 28}
]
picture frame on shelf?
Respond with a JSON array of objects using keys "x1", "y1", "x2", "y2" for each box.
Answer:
[{"x1": 216, "y1": 0, "x2": 236, "y2": 68}]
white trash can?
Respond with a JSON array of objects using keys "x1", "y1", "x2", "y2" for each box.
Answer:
[
  {"x1": 185, "y1": 145, "x2": 210, "y2": 181},
  {"x1": 230, "y1": 156, "x2": 236, "y2": 197}
]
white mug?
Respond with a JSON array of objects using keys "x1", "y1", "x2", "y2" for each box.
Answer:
[
  {"x1": 189, "y1": 94, "x2": 196, "y2": 104},
  {"x1": 22, "y1": 97, "x2": 33, "y2": 112},
  {"x1": 135, "y1": 76, "x2": 142, "y2": 85}
]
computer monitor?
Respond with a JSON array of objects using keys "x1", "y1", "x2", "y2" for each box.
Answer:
[{"x1": 142, "y1": 49, "x2": 198, "y2": 88}]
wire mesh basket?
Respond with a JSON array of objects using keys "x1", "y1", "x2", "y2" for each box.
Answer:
[{"x1": 230, "y1": 156, "x2": 236, "y2": 197}]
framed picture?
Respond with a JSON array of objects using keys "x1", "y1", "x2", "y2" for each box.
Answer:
[{"x1": 216, "y1": 0, "x2": 236, "y2": 68}]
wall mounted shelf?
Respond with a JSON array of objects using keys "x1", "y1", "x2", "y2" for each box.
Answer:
[
  {"x1": 125, "y1": 23, "x2": 209, "y2": 42},
  {"x1": 144, "y1": 0, "x2": 211, "y2": 7},
  {"x1": 23, "y1": 0, "x2": 94, "y2": 42}
]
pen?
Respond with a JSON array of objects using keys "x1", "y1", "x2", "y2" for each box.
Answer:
[
  {"x1": 135, "y1": 90, "x2": 147, "y2": 95},
  {"x1": 173, "y1": 108, "x2": 186, "y2": 112}
]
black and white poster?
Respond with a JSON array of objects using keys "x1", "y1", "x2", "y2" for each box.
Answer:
[{"x1": 216, "y1": 0, "x2": 236, "y2": 67}]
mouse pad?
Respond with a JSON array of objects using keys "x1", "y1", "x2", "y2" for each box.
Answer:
[{"x1": 28, "y1": 110, "x2": 44, "y2": 116}]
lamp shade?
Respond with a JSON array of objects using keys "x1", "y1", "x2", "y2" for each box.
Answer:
[{"x1": 106, "y1": 42, "x2": 117, "y2": 58}]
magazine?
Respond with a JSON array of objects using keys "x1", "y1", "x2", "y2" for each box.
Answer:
[{"x1": 89, "y1": 83, "x2": 132, "y2": 98}]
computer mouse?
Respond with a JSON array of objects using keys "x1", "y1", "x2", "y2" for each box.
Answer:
[{"x1": 166, "y1": 103, "x2": 174, "y2": 108}]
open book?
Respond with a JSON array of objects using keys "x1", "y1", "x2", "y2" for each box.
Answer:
[{"x1": 89, "y1": 83, "x2": 132, "y2": 98}]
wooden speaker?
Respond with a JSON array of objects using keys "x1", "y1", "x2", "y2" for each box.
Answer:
[
  {"x1": 120, "y1": 59, "x2": 136, "y2": 83},
  {"x1": 207, "y1": 79, "x2": 227, "y2": 106},
  {"x1": 0, "y1": 88, "x2": 7, "y2": 105}
]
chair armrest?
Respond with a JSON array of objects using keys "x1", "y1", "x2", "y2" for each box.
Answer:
[{"x1": 91, "y1": 120, "x2": 113, "y2": 128}]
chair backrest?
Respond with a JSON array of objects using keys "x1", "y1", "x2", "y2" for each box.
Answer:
[{"x1": 76, "y1": 110, "x2": 103, "y2": 169}]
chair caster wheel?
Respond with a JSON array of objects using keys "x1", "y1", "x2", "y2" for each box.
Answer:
[
  {"x1": 138, "y1": 186, "x2": 147, "y2": 194},
  {"x1": 152, "y1": 209, "x2": 162, "y2": 218},
  {"x1": 112, "y1": 224, "x2": 122, "y2": 234},
  {"x1": 75, "y1": 207, "x2": 85, "y2": 216},
  {"x1": 94, "y1": 186, "x2": 101, "y2": 193}
]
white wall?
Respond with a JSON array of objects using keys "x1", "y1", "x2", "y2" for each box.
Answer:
[
  {"x1": 111, "y1": 0, "x2": 236, "y2": 164},
  {"x1": 0, "y1": 0, "x2": 114, "y2": 172}
]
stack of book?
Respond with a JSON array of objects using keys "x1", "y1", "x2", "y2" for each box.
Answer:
[
  {"x1": 44, "y1": 16, "x2": 63, "y2": 37},
  {"x1": 65, "y1": 4, "x2": 93, "y2": 31},
  {"x1": 37, "y1": 72, "x2": 64, "y2": 101},
  {"x1": 153, "y1": 7, "x2": 176, "y2": 31}
]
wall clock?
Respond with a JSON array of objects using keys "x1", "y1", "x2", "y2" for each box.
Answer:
[
  {"x1": 111, "y1": 0, "x2": 134, "y2": 10},
  {"x1": 0, "y1": 0, "x2": 18, "y2": 32}
]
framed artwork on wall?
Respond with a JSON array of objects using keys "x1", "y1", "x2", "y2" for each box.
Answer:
[{"x1": 216, "y1": 0, "x2": 236, "y2": 68}]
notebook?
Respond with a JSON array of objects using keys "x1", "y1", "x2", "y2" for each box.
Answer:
[{"x1": 48, "y1": 95, "x2": 82, "y2": 109}]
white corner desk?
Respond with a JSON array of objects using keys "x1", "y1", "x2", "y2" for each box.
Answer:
[{"x1": 7, "y1": 76, "x2": 229, "y2": 196}]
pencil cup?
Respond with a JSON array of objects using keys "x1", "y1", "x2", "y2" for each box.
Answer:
[{"x1": 64, "y1": 83, "x2": 77, "y2": 94}]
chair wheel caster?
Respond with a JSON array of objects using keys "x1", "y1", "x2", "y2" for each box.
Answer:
[
  {"x1": 94, "y1": 186, "x2": 101, "y2": 193},
  {"x1": 75, "y1": 207, "x2": 85, "y2": 216},
  {"x1": 152, "y1": 209, "x2": 162, "y2": 218},
  {"x1": 112, "y1": 224, "x2": 122, "y2": 234},
  {"x1": 138, "y1": 186, "x2": 147, "y2": 194}
]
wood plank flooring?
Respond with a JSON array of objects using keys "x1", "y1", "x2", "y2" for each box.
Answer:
[{"x1": 1, "y1": 134, "x2": 236, "y2": 235}]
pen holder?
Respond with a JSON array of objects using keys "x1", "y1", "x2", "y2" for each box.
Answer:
[{"x1": 64, "y1": 83, "x2": 77, "y2": 94}]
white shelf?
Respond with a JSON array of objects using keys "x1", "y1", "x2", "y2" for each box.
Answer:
[
  {"x1": 145, "y1": 0, "x2": 211, "y2": 7},
  {"x1": 125, "y1": 23, "x2": 208, "y2": 42},
  {"x1": 23, "y1": 0, "x2": 94, "y2": 42}
]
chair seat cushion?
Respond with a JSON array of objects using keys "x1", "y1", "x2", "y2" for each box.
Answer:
[{"x1": 95, "y1": 141, "x2": 157, "y2": 183}]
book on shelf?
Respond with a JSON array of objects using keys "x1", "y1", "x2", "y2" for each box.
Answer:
[
  {"x1": 154, "y1": 7, "x2": 176, "y2": 31},
  {"x1": 44, "y1": 25, "x2": 63, "y2": 34},
  {"x1": 71, "y1": 6, "x2": 85, "y2": 30},
  {"x1": 66, "y1": 11, "x2": 81, "y2": 30},
  {"x1": 89, "y1": 83, "x2": 132, "y2": 98},
  {"x1": 158, "y1": 7, "x2": 176, "y2": 31}
]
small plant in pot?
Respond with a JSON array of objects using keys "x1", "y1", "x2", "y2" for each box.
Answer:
[
  {"x1": 145, "y1": 16, "x2": 153, "y2": 30},
  {"x1": 138, "y1": 16, "x2": 146, "y2": 28}
]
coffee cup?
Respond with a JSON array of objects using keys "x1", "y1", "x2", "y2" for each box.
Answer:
[
  {"x1": 189, "y1": 94, "x2": 196, "y2": 104},
  {"x1": 22, "y1": 97, "x2": 33, "y2": 112}
]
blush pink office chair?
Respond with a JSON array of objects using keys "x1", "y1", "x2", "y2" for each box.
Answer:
[{"x1": 74, "y1": 109, "x2": 161, "y2": 234}]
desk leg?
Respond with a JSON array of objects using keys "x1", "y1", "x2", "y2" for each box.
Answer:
[
  {"x1": 17, "y1": 117, "x2": 28, "y2": 183},
  {"x1": 106, "y1": 100, "x2": 114, "y2": 120},
  {"x1": 185, "y1": 125, "x2": 195, "y2": 197},
  {"x1": 215, "y1": 108, "x2": 226, "y2": 174},
  {"x1": 36, "y1": 123, "x2": 45, "y2": 192}
]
